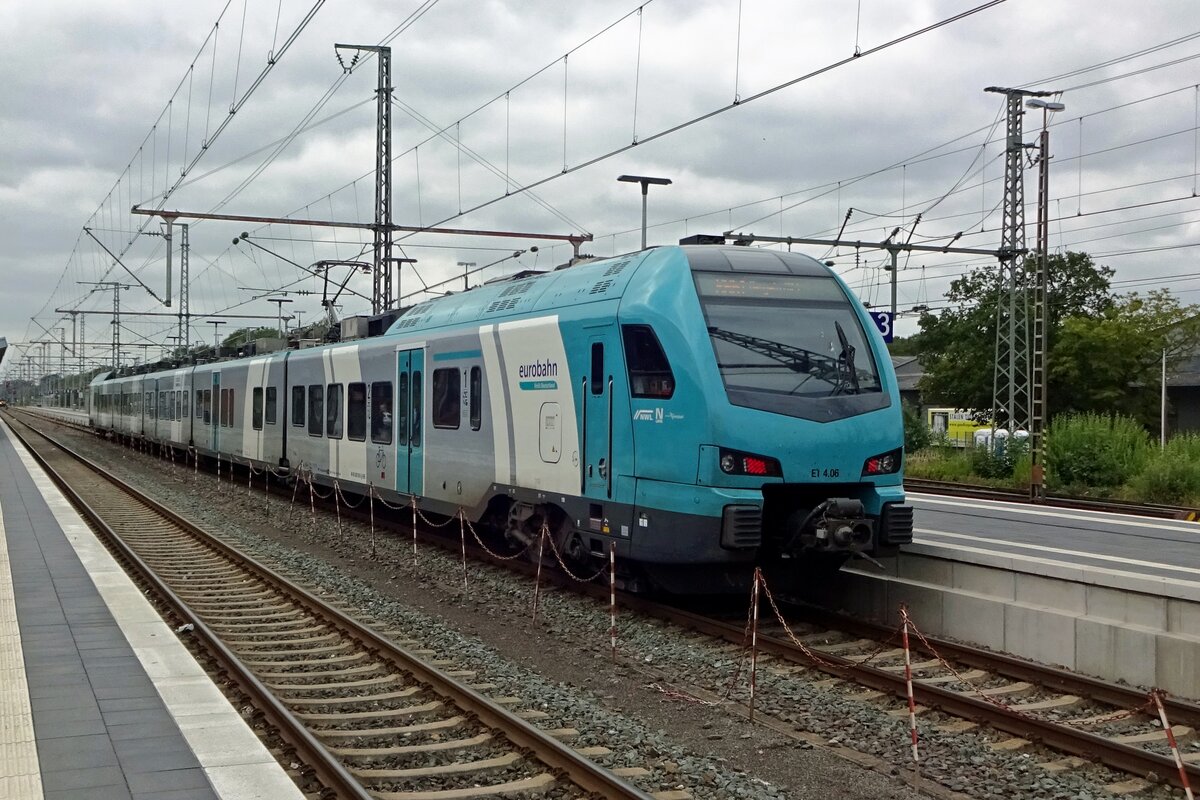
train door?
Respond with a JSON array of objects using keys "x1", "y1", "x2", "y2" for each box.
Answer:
[
  {"x1": 211, "y1": 372, "x2": 221, "y2": 452},
  {"x1": 395, "y1": 348, "x2": 424, "y2": 496},
  {"x1": 583, "y1": 334, "x2": 614, "y2": 500}
]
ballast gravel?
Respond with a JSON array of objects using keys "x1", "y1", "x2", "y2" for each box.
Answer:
[{"x1": 51, "y1": 429, "x2": 1188, "y2": 800}]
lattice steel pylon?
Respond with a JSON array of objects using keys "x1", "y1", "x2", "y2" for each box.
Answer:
[
  {"x1": 985, "y1": 87, "x2": 1050, "y2": 433},
  {"x1": 335, "y1": 44, "x2": 394, "y2": 314},
  {"x1": 178, "y1": 223, "x2": 190, "y2": 353}
]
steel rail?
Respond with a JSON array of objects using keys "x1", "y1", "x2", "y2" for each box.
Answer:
[
  {"x1": 5, "y1": 413, "x2": 653, "y2": 800},
  {"x1": 4, "y1": 413, "x2": 375, "y2": 800},
  {"x1": 626, "y1": 599, "x2": 1200, "y2": 791},
  {"x1": 906, "y1": 476, "x2": 1195, "y2": 520}
]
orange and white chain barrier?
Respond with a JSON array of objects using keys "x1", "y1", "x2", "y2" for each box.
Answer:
[
  {"x1": 1153, "y1": 689, "x2": 1195, "y2": 799},
  {"x1": 532, "y1": 526, "x2": 548, "y2": 623}
]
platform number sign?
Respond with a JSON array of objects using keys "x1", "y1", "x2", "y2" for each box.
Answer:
[{"x1": 870, "y1": 311, "x2": 894, "y2": 343}]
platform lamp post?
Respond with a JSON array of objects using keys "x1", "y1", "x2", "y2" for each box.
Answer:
[
  {"x1": 207, "y1": 321, "x2": 226, "y2": 357},
  {"x1": 1026, "y1": 96, "x2": 1065, "y2": 502},
  {"x1": 617, "y1": 175, "x2": 672, "y2": 249},
  {"x1": 267, "y1": 298, "x2": 293, "y2": 339}
]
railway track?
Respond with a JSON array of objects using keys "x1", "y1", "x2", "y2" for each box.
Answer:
[
  {"x1": 633, "y1": 597, "x2": 1200, "y2": 794},
  {"x1": 904, "y1": 476, "x2": 1198, "y2": 520},
  {"x1": 3, "y1": 411, "x2": 654, "y2": 800},
  {"x1": 17, "y1": 408, "x2": 1200, "y2": 795}
]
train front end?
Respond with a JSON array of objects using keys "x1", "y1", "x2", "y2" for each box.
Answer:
[{"x1": 621, "y1": 245, "x2": 911, "y2": 592}]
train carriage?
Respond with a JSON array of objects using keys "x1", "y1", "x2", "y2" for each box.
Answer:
[{"x1": 84, "y1": 245, "x2": 912, "y2": 592}]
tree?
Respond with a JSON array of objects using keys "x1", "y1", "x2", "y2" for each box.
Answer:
[
  {"x1": 915, "y1": 252, "x2": 1115, "y2": 413},
  {"x1": 1049, "y1": 290, "x2": 1200, "y2": 425},
  {"x1": 222, "y1": 326, "x2": 280, "y2": 349}
]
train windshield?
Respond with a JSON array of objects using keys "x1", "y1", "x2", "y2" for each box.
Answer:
[{"x1": 694, "y1": 272, "x2": 888, "y2": 421}]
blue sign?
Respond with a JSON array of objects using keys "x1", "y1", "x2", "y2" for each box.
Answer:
[{"x1": 870, "y1": 311, "x2": 894, "y2": 343}]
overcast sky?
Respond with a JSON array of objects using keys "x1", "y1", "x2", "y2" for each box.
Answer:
[{"x1": 2, "y1": 0, "x2": 1198, "y2": 376}]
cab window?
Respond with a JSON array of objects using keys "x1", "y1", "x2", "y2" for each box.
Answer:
[{"x1": 622, "y1": 325, "x2": 675, "y2": 399}]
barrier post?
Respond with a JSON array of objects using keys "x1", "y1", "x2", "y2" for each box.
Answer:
[
  {"x1": 307, "y1": 474, "x2": 317, "y2": 530},
  {"x1": 333, "y1": 481, "x2": 343, "y2": 540},
  {"x1": 609, "y1": 542, "x2": 618, "y2": 663},
  {"x1": 369, "y1": 484, "x2": 377, "y2": 560},
  {"x1": 411, "y1": 495, "x2": 419, "y2": 565},
  {"x1": 1153, "y1": 689, "x2": 1195, "y2": 799},
  {"x1": 749, "y1": 568, "x2": 761, "y2": 722},
  {"x1": 900, "y1": 604, "x2": 920, "y2": 770},
  {"x1": 216, "y1": 452, "x2": 221, "y2": 486},
  {"x1": 289, "y1": 473, "x2": 300, "y2": 525},
  {"x1": 532, "y1": 525, "x2": 547, "y2": 623},
  {"x1": 458, "y1": 509, "x2": 469, "y2": 593}
]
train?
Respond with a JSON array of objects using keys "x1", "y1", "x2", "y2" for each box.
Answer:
[{"x1": 88, "y1": 244, "x2": 912, "y2": 592}]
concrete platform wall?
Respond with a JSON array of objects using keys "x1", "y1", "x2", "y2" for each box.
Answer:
[{"x1": 813, "y1": 548, "x2": 1200, "y2": 699}]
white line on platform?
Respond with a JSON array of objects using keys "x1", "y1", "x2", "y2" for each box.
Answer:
[
  {"x1": 0, "y1": 442, "x2": 43, "y2": 800},
  {"x1": 910, "y1": 493, "x2": 1200, "y2": 533},
  {"x1": 916, "y1": 527, "x2": 1200, "y2": 580}
]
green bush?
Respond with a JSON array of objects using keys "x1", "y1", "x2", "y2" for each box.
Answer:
[
  {"x1": 902, "y1": 400, "x2": 931, "y2": 454},
  {"x1": 970, "y1": 436, "x2": 1028, "y2": 480},
  {"x1": 1129, "y1": 435, "x2": 1200, "y2": 504},
  {"x1": 1044, "y1": 413, "x2": 1150, "y2": 490}
]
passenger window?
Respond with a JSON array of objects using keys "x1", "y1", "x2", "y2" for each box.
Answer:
[
  {"x1": 469, "y1": 366, "x2": 482, "y2": 431},
  {"x1": 432, "y1": 368, "x2": 460, "y2": 429},
  {"x1": 326, "y1": 383, "x2": 343, "y2": 439},
  {"x1": 291, "y1": 386, "x2": 305, "y2": 427},
  {"x1": 182, "y1": 390, "x2": 189, "y2": 419},
  {"x1": 308, "y1": 385, "x2": 323, "y2": 436},
  {"x1": 623, "y1": 325, "x2": 675, "y2": 399},
  {"x1": 220, "y1": 389, "x2": 228, "y2": 427},
  {"x1": 252, "y1": 387, "x2": 264, "y2": 431},
  {"x1": 195, "y1": 390, "x2": 203, "y2": 418},
  {"x1": 397, "y1": 374, "x2": 409, "y2": 446},
  {"x1": 411, "y1": 372, "x2": 422, "y2": 447},
  {"x1": 347, "y1": 383, "x2": 366, "y2": 441},
  {"x1": 202, "y1": 390, "x2": 211, "y2": 424},
  {"x1": 371, "y1": 381, "x2": 393, "y2": 445},
  {"x1": 590, "y1": 343, "x2": 604, "y2": 395},
  {"x1": 265, "y1": 387, "x2": 277, "y2": 425}
]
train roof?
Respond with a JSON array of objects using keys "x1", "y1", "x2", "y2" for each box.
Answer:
[{"x1": 384, "y1": 245, "x2": 831, "y2": 337}]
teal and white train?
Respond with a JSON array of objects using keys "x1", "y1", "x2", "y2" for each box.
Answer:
[{"x1": 90, "y1": 245, "x2": 911, "y2": 592}]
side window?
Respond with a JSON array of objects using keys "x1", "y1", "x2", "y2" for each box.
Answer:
[
  {"x1": 347, "y1": 382, "x2": 366, "y2": 441},
  {"x1": 622, "y1": 325, "x2": 675, "y2": 399},
  {"x1": 182, "y1": 389, "x2": 189, "y2": 419},
  {"x1": 175, "y1": 391, "x2": 182, "y2": 420},
  {"x1": 411, "y1": 371, "x2": 422, "y2": 447},
  {"x1": 265, "y1": 387, "x2": 277, "y2": 425},
  {"x1": 370, "y1": 381, "x2": 392, "y2": 444},
  {"x1": 397, "y1": 374, "x2": 409, "y2": 446},
  {"x1": 195, "y1": 389, "x2": 203, "y2": 418},
  {"x1": 145, "y1": 392, "x2": 151, "y2": 416},
  {"x1": 326, "y1": 383, "x2": 343, "y2": 439},
  {"x1": 220, "y1": 389, "x2": 228, "y2": 427},
  {"x1": 252, "y1": 387, "x2": 264, "y2": 431},
  {"x1": 202, "y1": 390, "x2": 211, "y2": 424},
  {"x1": 469, "y1": 366, "x2": 482, "y2": 431},
  {"x1": 432, "y1": 368, "x2": 460, "y2": 429},
  {"x1": 291, "y1": 386, "x2": 305, "y2": 427},
  {"x1": 590, "y1": 342, "x2": 604, "y2": 395},
  {"x1": 308, "y1": 385, "x2": 323, "y2": 436}
]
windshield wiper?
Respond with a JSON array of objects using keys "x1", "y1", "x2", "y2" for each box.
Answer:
[{"x1": 834, "y1": 321, "x2": 860, "y2": 395}]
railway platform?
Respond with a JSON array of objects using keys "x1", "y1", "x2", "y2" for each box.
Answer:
[{"x1": 0, "y1": 418, "x2": 303, "y2": 800}]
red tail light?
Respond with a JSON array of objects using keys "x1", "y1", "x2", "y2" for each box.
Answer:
[{"x1": 718, "y1": 448, "x2": 782, "y2": 478}]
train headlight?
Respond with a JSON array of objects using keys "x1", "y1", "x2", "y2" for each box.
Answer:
[
  {"x1": 862, "y1": 448, "x2": 902, "y2": 477},
  {"x1": 718, "y1": 448, "x2": 782, "y2": 478}
]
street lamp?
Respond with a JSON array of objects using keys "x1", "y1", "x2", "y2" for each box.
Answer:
[
  {"x1": 617, "y1": 174, "x2": 672, "y2": 250},
  {"x1": 1025, "y1": 96, "x2": 1065, "y2": 501}
]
